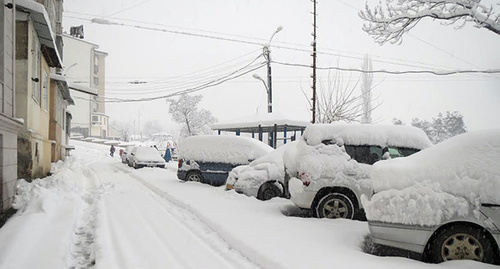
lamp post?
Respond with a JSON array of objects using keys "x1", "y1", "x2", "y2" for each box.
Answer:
[
  {"x1": 255, "y1": 26, "x2": 282, "y2": 114},
  {"x1": 64, "y1": 62, "x2": 78, "y2": 76},
  {"x1": 253, "y1": 26, "x2": 282, "y2": 148}
]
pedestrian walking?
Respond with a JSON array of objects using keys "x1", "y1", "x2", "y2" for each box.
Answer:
[{"x1": 110, "y1": 145, "x2": 116, "y2": 157}]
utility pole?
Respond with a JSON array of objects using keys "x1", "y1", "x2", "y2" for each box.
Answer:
[
  {"x1": 262, "y1": 26, "x2": 282, "y2": 114},
  {"x1": 311, "y1": 0, "x2": 318, "y2": 123},
  {"x1": 264, "y1": 46, "x2": 273, "y2": 113}
]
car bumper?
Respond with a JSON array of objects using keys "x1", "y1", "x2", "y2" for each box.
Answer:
[
  {"x1": 368, "y1": 221, "x2": 433, "y2": 254},
  {"x1": 290, "y1": 188, "x2": 317, "y2": 209},
  {"x1": 177, "y1": 170, "x2": 188, "y2": 180}
]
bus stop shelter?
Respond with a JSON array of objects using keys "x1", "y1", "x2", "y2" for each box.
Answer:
[{"x1": 211, "y1": 113, "x2": 310, "y2": 148}]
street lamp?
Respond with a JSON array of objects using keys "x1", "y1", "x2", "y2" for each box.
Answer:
[
  {"x1": 64, "y1": 63, "x2": 78, "y2": 76},
  {"x1": 255, "y1": 26, "x2": 283, "y2": 114},
  {"x1": 252, "y1": 74, "x2": 268, "y2": 93}
]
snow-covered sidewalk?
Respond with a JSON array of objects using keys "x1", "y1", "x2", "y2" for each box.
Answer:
[{"x1": 0, "y1": 141, "x2": 494, "y2": 269}]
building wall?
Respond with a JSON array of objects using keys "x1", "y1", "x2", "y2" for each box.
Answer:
[
  {"x1": 63, "y1": 35, "x2": 99, "y2": 135},
  {"x1": 49, "y1": 80, "x2": 65, "y2": 162},
  {"x1": 1, "y1": 0, "x2": 23, "y2": 212},
  {"x1": 16, "y1": 19, "x2": 52, "y2": 179},
  {"x1": 69, "y1": 90, "x2": 91, "y2": 137},
  {"x1": 94, "y1": 51, "x2": 106, "y2": 114}
]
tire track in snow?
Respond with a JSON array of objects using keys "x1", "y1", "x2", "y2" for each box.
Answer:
[
  {"x1": 69, "y1": 160, "x2": 114, "y2": 269},
  {"x1": 115, "y1": 164, "x2": 261, "y2": 269}
]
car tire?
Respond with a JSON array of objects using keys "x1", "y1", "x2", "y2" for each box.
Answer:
[
  {"x1": 426, "y1": 224, "x2": 496, "y2": 264},
  {"x1": 187, "y1": 172, "x2": 203, "y2": 183},
  {"x1": 133, "y1": 162, "x2": 139, "y2": 169},
  {"x1": 315, "y1": 193, "x2": 354, "y2": 219},
  {"x1": 257, "y1": 182, "x2": 282, "y2": 201}
]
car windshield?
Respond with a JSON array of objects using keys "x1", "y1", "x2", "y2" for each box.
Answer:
[{"x1": 342, "y1": 145, "x2": 419, "y2": 165}]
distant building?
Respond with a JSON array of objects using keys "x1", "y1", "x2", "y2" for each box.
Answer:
[{"x1": 63, "y1": 33, "x2": 109, "y2": 138}]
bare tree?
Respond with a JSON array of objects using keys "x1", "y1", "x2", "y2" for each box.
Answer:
[
  {"x1": 111, "y1": 120, "x2": 134, "y2": 141},
  {"x1": 167, "y1": 94, "x2": 217, "y2": 138},
  {"x1": 361, "y1": 55, "x2": 373, "y2": 123},
  {"x1": 304, "y1": 67, "x2": 380, "y2": 124},
  {"x1": 359, "y1": 0, "x2": 500, "y2": 45}
]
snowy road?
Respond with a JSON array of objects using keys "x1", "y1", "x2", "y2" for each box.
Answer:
[
  {"x1": 92, "y1": 161, "x2": 257, "y2": 269},
  {"x1": 0, "y1": 141, "x2": 496, "y2": 269}
]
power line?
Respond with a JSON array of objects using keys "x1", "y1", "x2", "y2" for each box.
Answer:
[
  {"x1": 105, "y1": 0, "x2": 153, "y2": 17},
  {"x1": 105, "y1": 51, "x2": 265, "y2": 95},
  {"x1": 103, "y1": 54, "x2": 267, "y2": 102},
  {"x1": 272, "y1": 60, "x2": 500, "y2": 76},
  {"x1": 63, "y1": 11, "x2": 470, "y2": 72}
]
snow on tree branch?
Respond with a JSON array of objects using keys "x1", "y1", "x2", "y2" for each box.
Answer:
[
  {"x1": 167, "y1": 94, "x2": 217, "y2": 138},
  {"x1": 359, "y1": 0, "x2": 500, "y2": 45}
]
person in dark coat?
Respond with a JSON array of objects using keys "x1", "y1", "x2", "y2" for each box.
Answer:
[{"x1": 110, "y1": 145, "x2": 116, "y2": 157}]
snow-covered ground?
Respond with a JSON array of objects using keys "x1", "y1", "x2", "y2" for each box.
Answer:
[{"x1": 0, "y1": 140, "x2": 496, "y2": 269}]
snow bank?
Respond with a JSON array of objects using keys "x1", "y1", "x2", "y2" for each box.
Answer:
[
  {"x1": 302, "y1": 123, "x2": 432, "y2": 149},
  {"x1": 178, "y1": 135, "x2": 272, "y2": 164},
  {"x1": 0, "y1": 154, "x2": 113, "y2": 269},
  {"x1": 364, "y1": 130, "x2": 500, "y2": 225}
]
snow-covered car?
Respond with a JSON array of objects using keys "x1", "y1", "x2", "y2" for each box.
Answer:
[
  {"x1": 177, "y1": 135, "x2": 273, "y2": 186},
  {"x1": 284, "y1": 123, "x2": 432, "y2": 220},
  {"x1": 226, "y1": 141, "x2": 298, "y2": 200},
  {"x1": 121, "y1": 146, "x2": 135, "y2": 164},
  {"x1": 364, "y1": 130, "x2": 500, "y2": 265},
  {"x1": 70, "y1": 132, "x2": 84, "y2": 140},
  {"x1": 127, "y1": 146, "x2": 166, "y2": 169}
]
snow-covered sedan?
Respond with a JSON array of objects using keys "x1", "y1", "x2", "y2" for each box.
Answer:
[
  {"x1": 364, "y1": 130, "x2": 500, "y2": 265},
  {"x1": 127, "y1": 146, "x2": 166, "y2": 169},
  {"x1": 285, "y1": 123, "x2": 432, "y2": 220},
  {"x1": 121, "y1": 145, "x2": 135, "y2": 164},
  {"x1": 226, "y1": 141, "x2": 297, "y2": 201},
  {"x1": 177, "y1": 135, "x2": 273, "y2": 186}
]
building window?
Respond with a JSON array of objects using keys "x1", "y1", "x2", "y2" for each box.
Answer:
[
  {"x1": 92, "y1": 115, "x2": 101, "y2": 125},
  {"x1": 42, "y1": 70, "x2": 48, "y2": 111},
  {"x1": 94, "y1": 54, "x2": 99, "y2": 74},
  {"x1": 93, "y1": 76, "x2": 99, "y2": 86},
  {"x1": 31, "y1": 31, "x2": 41, "y2": 105}
]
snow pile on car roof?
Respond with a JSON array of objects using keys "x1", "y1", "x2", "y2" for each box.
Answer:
[
  {"x1": 364, "y1": 129, "x2": 500, "y2": 225},
  {"x1": 178, "y1": 135, "x2": 273, "y2": 164},
  {"x1": 303, "y1": 123, "x2": 432, "y2": 149},
  {"x1": 135, "y1": 147, "x2": 162, "y2": 156}
]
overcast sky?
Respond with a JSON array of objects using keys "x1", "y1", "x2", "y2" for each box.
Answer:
[{"x1": 62, "y1": 0, "x2": 500, "y2": 134}]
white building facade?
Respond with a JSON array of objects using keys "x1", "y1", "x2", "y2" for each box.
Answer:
[{"x1": 63, "y1": 33, "x2": 108, "y2": 138}]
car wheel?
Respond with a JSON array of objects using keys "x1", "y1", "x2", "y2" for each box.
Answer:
[
  {"x1": 133, "y1": 162, "x2": 139, "y2": 169},
  {"x1": 426, "y1": 224, "x2": 496, "y2": 264},
  {"x1": 257, "y1": 182, "x2": 282, "y2": 201},
  {"x1": 315, "y1": 193, "x2": 354, "y2": 219},
  {"x1": 187, "y1": 172, "x2": 203, "y2": 183}
]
